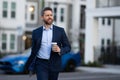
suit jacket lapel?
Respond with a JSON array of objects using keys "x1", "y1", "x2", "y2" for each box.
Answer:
[
  {"x1": 36, "y1": 26, "x2": 43, "y2": 47},
  {"x1": 52, "y1": 25, "x2": 57, "y2": 42},
  {"x1": 37, "y1": 25, "x2": 57, "y2": 45}
]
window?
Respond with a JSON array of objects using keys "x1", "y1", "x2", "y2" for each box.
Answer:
[
  {"x1": 2, "y1": 34, "x2": 7, "y2": 50},
  {"x1": 80, "y1": 5, "x2": 86, "y2": 29},
  {"x1": 2, "y1": 1, "x2": 8, "y2": 18},
  {"x1": 3, "y1": 11, "x2": 7, "y2": 17},
  {"x1": 96, "y1": 0, "x2": 120, "y2": 8},
  {"x1": 101, "y1": 39, "x2": 104, "y2": 45},
  {"x1": 54, "y1": 7, "x2": 57, "y2": 22},
  {"x1": 102, "y1": 18, "x2": 105, "y2": 25},
  {"x1": 11, "y1": 2, "x2": 16, "y2": 18},
  {"x1": 11, "y1": 11, "x2": 15, "y2": 18},
  {"x1": 108, "y1": 18, "x2": 111, "y2": 25},
  {"x1": 107, "y1": 39, "x2": 110, "y2": 46},
  {"x1": 29, "y1": 6, "x2": 35, "y2": 20},
  {"x1": 10, "y1": 34, "x2": 15, "y2": 50},
  {"x1": 31, "y1": 13, "x2": 34, "y2": 20},
  {"x1": 60, "y1": 8, "x2": 64, "y2": 22}
]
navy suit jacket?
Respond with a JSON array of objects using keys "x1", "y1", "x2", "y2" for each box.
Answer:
[{"x1": 25, "y1": 25, "x2": 71, "y2": 72}]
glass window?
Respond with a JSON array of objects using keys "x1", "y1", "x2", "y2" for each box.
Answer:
[
  {"x1": 2, "y1": 43, "x2": 7, "y2": 50},
  {"x1": 3, "y1": 11, "x2": 7, "y2": 18},
  {"x1": 10, "y1": 43, "x2": 14, "y2": 49},
  {"x1": 10, "y1": 34, "x2": 15, "y2": 50},
  {"x1": 29, "y1": 5, "x2": 35, "y2": 21},
  {"x1": 107, "y1": 39, "x2": 110, "y2": 46},
  {"x1": 11, "y1": 2, "x2": 16, "y2": 18},
  {"x1": 11, "y1": 34, "x2": 15, "y2": 41},
  {"x1": 2, "y1": 34, "x2": 7, "y2": 50},
  {"x1": 96, "y1": 0, "x2": 111, "y2": 8},
  {"x1": 102, "y1": 18, "x2": 105, "y2": 25},
  {"x1": 31, "y1": 13, "x2": 34, "y2": 20},
  {"x1": 2, "y1": 1, "x2": 8, "y2": 18},
  {"x1": 3, "y1": 1, "x2": 8, "y2": 9},
  {"x1": 54, "y1": 7, "x2": 57, "y2": 13},
  {"x1": 11, "y1": 11, "x2": 15, "y2": 18},
  {"x1": 61, "y1": 8, "x2": 64, "y2": 14},
  {"x1": 101, "y1": 39, "x2": 104, "y2": 45},
  {"x1": 96, "y1": 0, "x2": 120, "y2": 8},
  {"x1": 11, "y1": 2, "x2": 16, "y2": 10},
  {"x1": 60, "y1": 8, "x2": 64, "y2": 22},
  {"x1": 54, "y1": 7, "x2": 57, "y2": 22},
  {"x1": 108, "y1": 18, "x2": 111, "y2": 25},
  {"x1": 54, "y1": 15, "x2": 56, "y2": 21},
  {"x1": 80, "y1": 5, "x2": 86, "y2": 29},
  {"x1": 60, "y1": 16, "x2": 64, "y2": 22},
  {"x1": 2, "y1": 34, "x2": 7, "y2": 40}
]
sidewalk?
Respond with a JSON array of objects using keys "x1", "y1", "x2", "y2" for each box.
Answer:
[{"x1": 76, "y1": 65, "x2": 120, "y2": 74}]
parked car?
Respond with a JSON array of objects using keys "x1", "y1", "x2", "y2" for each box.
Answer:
[{"x1": 0, "y1": 48, "x2": 81, "y2": 73}]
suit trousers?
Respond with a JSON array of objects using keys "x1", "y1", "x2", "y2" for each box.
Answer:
[{"x1": 35, "y1": 57, "x2": 59, "y2": 80}]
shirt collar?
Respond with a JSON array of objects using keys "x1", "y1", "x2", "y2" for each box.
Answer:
[{"x1": 43, "y1": 25, "x2": 53, "y2": 30}]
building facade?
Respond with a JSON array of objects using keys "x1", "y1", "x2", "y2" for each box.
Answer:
[
  {"x1": 25, "y1": 0, "x2": 39, "y2": 50},
  {"x1": 0, "y1": 0, "x2": 26, "y2": 54},
  {"x1": 0, "y1": 0, "x2": 86, "y2": 54},
  {"x1": 85, "y1": 0, "x2": 120, "y2": 64},
  {"x1": 1, "y1": 0, "x2": 120, "y2": 65},
  {"x1": 0, "y1": 0, "x2": 42, "y2": 54}
]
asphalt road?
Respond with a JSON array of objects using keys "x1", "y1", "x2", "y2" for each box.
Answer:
[
  {"x1": 0, "y1": 71, "x2": 120, "y2": 80},
  {"x1": 59, "y1": 72, "x2": 120, "y2": 80}
]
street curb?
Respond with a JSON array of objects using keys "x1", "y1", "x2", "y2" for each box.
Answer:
[{"x1": 76, "y1": 66, "x2": 120, "y2": 74}]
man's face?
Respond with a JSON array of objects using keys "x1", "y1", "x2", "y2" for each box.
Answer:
[{"x1": 42, "y1": 10, "x2": 54, "y2": 25}]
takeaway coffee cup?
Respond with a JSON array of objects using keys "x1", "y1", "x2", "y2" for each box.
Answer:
[{"x1": 51, "y1": 42, "x2": 57, "y2": 52}]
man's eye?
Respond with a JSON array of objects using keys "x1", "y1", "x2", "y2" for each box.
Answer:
[
  {"x1": 46, "y1": 15, "x2": 53, "y2": 16},
  {"x1": 50, "y1": 15, "x2": 53, "y2": 16}
]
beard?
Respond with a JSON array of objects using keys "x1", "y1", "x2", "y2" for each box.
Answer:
[{"x1": 43, "y1": 18, "x2": 53, "y2": 25}]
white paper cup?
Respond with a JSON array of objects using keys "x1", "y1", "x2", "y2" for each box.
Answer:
[
  {"x1": 51, "y1": 42, "x2": 57, "y2": 51},
  {"x1": 51, "y1": 42, "x2": 57, "y2": 45}
]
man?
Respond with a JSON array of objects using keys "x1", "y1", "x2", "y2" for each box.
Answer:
[{"x1": 25, "y1": 7, "x2": 71, "y2": 80}]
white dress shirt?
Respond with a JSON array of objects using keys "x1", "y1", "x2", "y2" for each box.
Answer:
[{"x1": 37, "y1": 25, "x2": 53, "y2": 59}]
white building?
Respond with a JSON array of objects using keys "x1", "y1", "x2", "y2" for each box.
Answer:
[
  {"x1": 1, "y1": 0, "x2": 120, "y2": 65},
  {"x1": 25, "y1": 0, "x2": 40, "y2": 50},
  {"x1": 0, "y1": 0, "x2": 41, "y2": 54},
  {"x1": 0, "y1": 0, "x2": 26, "y2": 54},
  {"x1": 85, "y1": 0, "x2": 120, "y2": 63}
]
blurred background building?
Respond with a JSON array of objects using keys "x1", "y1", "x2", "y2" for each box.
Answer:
[
  {"x1": 0, "y1": 0, "x2": 26, "y2": 54},
  {"x1": 0, "y1": 0, "x2": 120, "y2": 65},
  {"x1": 0, "y1": 0, "x2": 86, "y2": 54},
  {"x1": 0, "y1": 0, "x2": 44, "y2": 54},
  {"x1": 44, "y1": 0, "x2": 86, "y2": 54},
  {"x1": 85, "y1": 0, "x2": 120, "y2": 64}
]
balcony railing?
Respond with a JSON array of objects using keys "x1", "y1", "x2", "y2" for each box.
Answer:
[
  {"x1": 96, "y1": 0, "x2": 120, "y2": 8},
  {"x1": 94, "y1": 46, "x2": 120, "y2": 65}
]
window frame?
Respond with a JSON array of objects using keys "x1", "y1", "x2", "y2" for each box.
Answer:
[
  {"x1": 2, "y1": 1, "x2": 8, "y2": 18},
  {"x1": 11, "y1": 2, "x2": 16, "y2": 18},
  {"x1": 1, "y1": 33, "x2": 7, "y2": 50}
]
